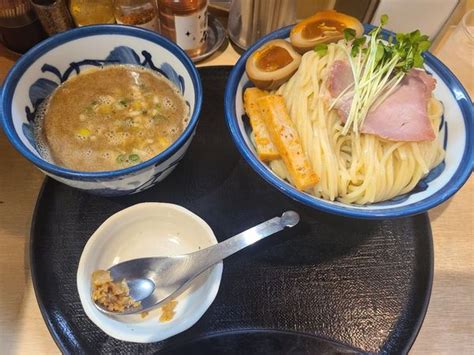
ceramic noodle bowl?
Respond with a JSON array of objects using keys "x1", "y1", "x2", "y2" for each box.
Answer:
[
  {"x1": 224, "y1": 25, "x2": 473, "y2": 219},
  {"x1": 0, "y1": 25, "x2": 202, "y2": 196}
]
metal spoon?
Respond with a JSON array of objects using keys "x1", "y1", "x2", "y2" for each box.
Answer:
[{"x1": 93, "y1": 211, "x2": 300, "y2": 315}]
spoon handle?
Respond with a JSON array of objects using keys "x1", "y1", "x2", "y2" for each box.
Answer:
[{"x1": 186, "y1": 211, "x2": 299, "y2": 275}]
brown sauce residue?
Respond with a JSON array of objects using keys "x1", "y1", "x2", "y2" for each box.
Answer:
[
  {"x1": 91, "y1": 270, "x2": 140, "y2": 312},
  {"x1": 302, "y1": 19, "x2": 346, "y2": 39},
  {"x1": 159, "y1": 300, "x2": 178, "y2": 322},
  {"x1": 139, "y1": 299, "x2": 178, "y2": 322},
  {"x1": 256, "y1": 46, "x2": 293, "y2": 72},
  {"x1": 38, "y1": 65, "x2": 189, "y2": 172}
]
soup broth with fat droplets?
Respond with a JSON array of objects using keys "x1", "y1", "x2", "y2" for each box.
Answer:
[{"x1": 35, "y1": 65, "x2": 189, "y2": 172}]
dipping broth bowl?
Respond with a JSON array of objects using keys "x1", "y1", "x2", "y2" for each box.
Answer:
[{"x1": 0, "y1": 25, "x2": 202, "y2": 196}]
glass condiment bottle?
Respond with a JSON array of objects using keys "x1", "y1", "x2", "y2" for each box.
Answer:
[
  {"x1": 158, "y1": 0, "x2": 209, "y2": 57},
  {"x1": 30, "y1": 0, "x2": 74, "y2": 35},
  {"x1": 0, "y1": 0, "x2": 46, "y2": 53},
  {"x1": 114, "y1": 0, "x2": 159, "y2": 31},
  {"x1": 436, "y1": 9, "x2": 474, "y2": 96},
  {"x1": 69, "y1": 0, "x2": 115, "y2": 26}
]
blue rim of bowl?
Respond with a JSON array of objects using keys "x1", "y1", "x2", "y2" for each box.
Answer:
[
  {"x1": 0, "y1": 25, "x2": 203, "y2": 181},
  {"x1": 224, "y1": 25, "x2": 473, "y2": 219}
]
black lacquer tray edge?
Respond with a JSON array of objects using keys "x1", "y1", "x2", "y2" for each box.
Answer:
[
  {"x1": 28, "y1": 179, "x2": 362, "y2": 354},
  {"x1": 158, "y1": 328, "x2": 367, "y2": 353},
  {"x1": 29, "y1": 177, "x2": 435, "y2": 354},
  {"x1": 400, "y1": 213, "x2": 434, "y2": 355},
  {"x1": 30, "y1": 179, "x2": 69, "y2": 353}
]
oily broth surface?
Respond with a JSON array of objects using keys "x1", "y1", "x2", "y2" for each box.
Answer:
[{"x1": 37, "y1": 65, "x2": 189, "y2": 172}]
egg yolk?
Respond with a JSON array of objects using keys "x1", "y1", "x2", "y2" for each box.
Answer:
[
  {"x1": 302, "y1": 19, "x2": 346, "y2": 39},
  {"x1": 256, "y1": 46, "x2": 293, "y2": 72}
]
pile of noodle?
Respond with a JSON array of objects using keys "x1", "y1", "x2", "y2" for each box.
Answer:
[{"x1": 267, "y1": 42, "x2": 444, "y2": 204}]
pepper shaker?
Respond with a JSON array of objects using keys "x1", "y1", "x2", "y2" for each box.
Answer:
[
  {"x1": 115, "y1": 0, "x2": 159, "y2": 31},
  {"x1": 30, "y1": 0, "x2": 74, "y2": 35}
]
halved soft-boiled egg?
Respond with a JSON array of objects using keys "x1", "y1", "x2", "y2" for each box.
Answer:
[
  {"x1": 290, "y1": 10, "x2": 364, "y2": 53},
  {"x1": 245, "y1": 39, "x2": 301, "y2": 91}
]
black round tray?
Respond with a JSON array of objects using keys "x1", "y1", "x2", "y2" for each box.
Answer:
[{"x1": 30, "y1": 66, "x2": 433, "y2": 354}]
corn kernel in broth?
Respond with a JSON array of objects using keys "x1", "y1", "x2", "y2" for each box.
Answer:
[{"x1": 34, "y1": 64, "x2": 189, "y2": 172}]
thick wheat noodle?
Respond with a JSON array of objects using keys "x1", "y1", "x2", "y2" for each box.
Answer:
[{"x1": 266, "y1": 42, "x2": 444, "y2": 204}]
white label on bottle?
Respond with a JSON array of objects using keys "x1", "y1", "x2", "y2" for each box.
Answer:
[{"x1": 174, "y1": 5, "x2": 208, "y2": 51}]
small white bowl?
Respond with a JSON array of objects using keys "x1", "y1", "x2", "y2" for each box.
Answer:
[{"x1": 77, "y1": 203, "x2": 223, "y2": 343}]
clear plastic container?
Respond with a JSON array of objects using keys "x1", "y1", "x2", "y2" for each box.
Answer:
[
  {"x1": 436, "y1": 9, "x2": 474, "y2": 96},
  {"x1": 227, "y1": 0, "x2": 296, "y2": 50}
]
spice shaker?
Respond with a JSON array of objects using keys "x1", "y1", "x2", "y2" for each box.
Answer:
[
  {"x1": 30, "y1": 0, "x2": 74, "y2": 35},
  {"x1": 115, "y1": 0, "x2": 159, "y2": 31},
  {"x1": 158, "y1": 0, "x2": 209, "y2": 57},
  {"x1": 69, "y1": 0, "x2": 115, "y2": 26}
]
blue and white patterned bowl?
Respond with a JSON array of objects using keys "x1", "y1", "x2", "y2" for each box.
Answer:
[
  {"x1": 225, "y1": 26, "x2": 473, "y2": 219},
  {"x1": 0, "y1": 25, "x2": 202, "y2": 196}
]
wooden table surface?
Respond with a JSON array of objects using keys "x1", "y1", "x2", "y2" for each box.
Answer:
[{"x1": 0, "y1": 30, "x2": 472, "y2": 355}]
